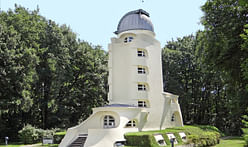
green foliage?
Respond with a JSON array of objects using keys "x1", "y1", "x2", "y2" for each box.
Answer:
[
  {"x1": 54, "y1": 131, "x2": 66, "y2": 136},
  {"x1": 187, "y1": 132, "x2": 219, "y2": 147},
  {"x1": 124, "y1": 134, "x2": 154, "y2": 147},
  {"x1": 201, "y1": 0, "x2": 248, "y2": 83},
  {"x1": 241, "y1": 24, "x2": 248, "y2": 91},
  {"x1": 242, "y1": 108, "x2": 248, "y2": 142},
  {"x1": 199, "y1": 3, "x2": 248, "y2": 133},
  {"x1": 163, "y1": 32, "x2": 248, "y2": 135},
  {"x1": 242, "y1": 128, "x2": 248, "y2": 135},
  {"x1": 196, "y1": 125, "x2": 223, "y2": 136},
  {"x1": 18, "y1": 124, "x2": 39, "y2": 144},
  {"x1": 0, "y1": 5, "x2": 108, "y2": 140},
  {"x1": 124, "y1": 125, "x2": 220, "y2": 147},
  {"x1": 242, "y1": 114, "x2": 248, "y2": 128},
  {"x1": 53, "y1": 132, "x2": 65, "y2": 144},
  {"x1": 244, "y1": 135, "x2": 248, "y2": 147},
  {"x1": 18, "y1": 124, "x2": 55, "y2": 144},
  {"x1": 161, "y1": 134, "x2": 170, "y2": 145}
]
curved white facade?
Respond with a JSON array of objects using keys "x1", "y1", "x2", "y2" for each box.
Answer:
[{"x1": 59, "y1": 9, "x2": 183, "y2": 147}]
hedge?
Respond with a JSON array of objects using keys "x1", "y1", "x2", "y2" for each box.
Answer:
[
  {"x1": 187, "y1": 132, "x2": 220, "y2": 147},
  {"x1": 124, "y1": 125, "x2": 220, "y2": 147},
  {"x1": 125, "y1": 134, "x2": 154, "y2": 147}
]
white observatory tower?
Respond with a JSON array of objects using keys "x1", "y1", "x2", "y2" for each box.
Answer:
[{"x1": 60, "y1": 9, "x2": 183, "y2": 147}]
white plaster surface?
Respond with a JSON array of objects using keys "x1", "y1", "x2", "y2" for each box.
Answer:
[{"x1": 60, "y1": 15, "x2": 183, "y2": 147}]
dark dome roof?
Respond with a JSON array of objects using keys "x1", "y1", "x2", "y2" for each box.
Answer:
[{"x1": 114, "y1": 9, "x2": 154, "y2": 34}]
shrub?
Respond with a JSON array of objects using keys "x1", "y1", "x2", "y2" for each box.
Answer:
[
  {"x1": 244, "y1": 135, "x2": 248, "y2": 147},
  {"x1": 18, "y1": 124, "x2": 39, "y2": 144},
  {"x1": 53, "y1": 131, "x2": 66, "y2": 144},
  {"x1": 242, "y1": 128, "x2": 248, "y2": 135},
  {"x1": 125, "y1": 134, "x2": 154, "y2": 147},
  {"x1": 187, "y1": 132, "x2": 219, "y2": 147},
  {"x1": 187, "y1": 134, "x2": 199, "y2": 144},
  {"x1": 18, "y1": 124, "x2": 55, "y2": 144}
]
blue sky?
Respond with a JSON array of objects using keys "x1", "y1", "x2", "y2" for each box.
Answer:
[{"x1": 1, "y1": 0, "x2": 206, "y2": 50}]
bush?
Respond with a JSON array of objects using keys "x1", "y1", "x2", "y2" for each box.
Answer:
[
  {"x1": 187, "y1": 132, "x2": 219, "y2": 147},
  {"x1": 53, "y1": 131, "x2": 66, "y2": 144},
  {"x1": 18, "y1": 124, "x2": 39, "y2": 144},
  {"x1": 125, "y1": 134, "x2": 153, "y2": 147},
  {"x1": 18, "y1": 124, "x2": 55, "y2": 144},
  {"x1": 244, "y1": 135, "x2": 248, "y2": 147},
  {"x1": 242, "y1": 128, "x2": 248, "y2": 135}
]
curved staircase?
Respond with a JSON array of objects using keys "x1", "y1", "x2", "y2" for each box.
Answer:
[{"x1": 68, "y1": 134, "x2": 87, "y2": 147}]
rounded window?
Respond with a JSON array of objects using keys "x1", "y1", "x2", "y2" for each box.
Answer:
[
  {"x1": 103, "y1": 115, "x2": 115, "y2": 128},
  {"x1": 124, "y1": 36, "x2": 134, "y2": 43},
  {"x1": 125, "y1": 120, "x2": 137, "y2": 127}
]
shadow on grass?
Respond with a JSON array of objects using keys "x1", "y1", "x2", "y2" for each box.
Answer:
[{"x1": 224, "y1": 136, "x2": 244, "y2": 140}]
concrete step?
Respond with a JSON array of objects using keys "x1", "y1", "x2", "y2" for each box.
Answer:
[{"x1": 68, "y1": 136, "x2": 87, "y2": 147}]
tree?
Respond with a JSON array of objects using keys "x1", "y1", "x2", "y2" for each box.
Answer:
[
  {"x1": 162, "y1": 33, "x2": 247, "y2": 135},
  {"x1": 0, "y1": 5, "x2": 108, "y2": 139},
  {"x1": 200, "y1": 0, "x2": 248, "y2": 134},
  {"x1": 201, "y1": 0, "x2": 248, "y2": 86},
  {"x1": 0, "y1": 5, "x2": 41, "y2": 138}
]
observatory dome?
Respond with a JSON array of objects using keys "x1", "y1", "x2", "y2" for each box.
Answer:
[{"x1": 115, "y1": 9, "x2": 154, "y2": 34}]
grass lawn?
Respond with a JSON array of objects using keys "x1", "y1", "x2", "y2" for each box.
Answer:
[
  {"x1": 214, "y1": 137, "x2": 245, "y2": 147},
  {"x1": 0, "y1": 145, "x2": 23, "y2": 147},
  {"x1": 35, "y1": 144, "x2": 58, "y2": 147},
  {"x1": 0, "y1": 143, "x2": 58, "y2": 147}
]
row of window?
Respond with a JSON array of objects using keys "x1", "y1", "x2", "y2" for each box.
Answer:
[
  {"x1": 124, "y1": 36, "x2": 149, "y2": 108},
  {"x1": 103, "y1": 113, "x2": 176, "y2": 129},
  {"x1": 103, "y1": 115, "x2": 137, "y2": 128}
]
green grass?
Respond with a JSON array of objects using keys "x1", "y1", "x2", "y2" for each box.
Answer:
[
  {"x1": 0, "y1": 143, "x2": 58, "y2": 147},
  {"x1": 0, "y1": 145, "x2": 23, "y2": 147},
  {"x1": 36, "y1": 144, "x2": 58, "y2": 147},
  {"x1": 214, "y1": 137, "x2": 245, "y2": 147},
  {"x1": 55, "y1": 131, "x2": 66, "y2": 136}
]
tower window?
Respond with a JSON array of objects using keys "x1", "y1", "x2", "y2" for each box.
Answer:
[
  {"x1": 125, "y1": 120, "x2": 136, "y2": 127},
  {"x1": 138, "y1": 100, "x2": 147, "y2": 107},
  {"x1": 124, "y1": 36, "x2": 133, "y2": 43},
  {"x1": 137, "y1": 67, "x2": 146, "y2": 74},
  {"x1": 103, "y1": 115, "x2": 115, "y2": 128},
  {"x1": 171, "y1": 113, "x2": 175, "y2": 122},
  {"x1": 137, "y1": 50, "x2": 146, "y2": 57},
  {"x1": 138, "y1": 84, "x2": 146, "y2": 91}
]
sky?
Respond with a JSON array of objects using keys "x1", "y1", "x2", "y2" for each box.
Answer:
[{"x1": 1, "y1": 0, "x2": 206, "y2": 50}]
